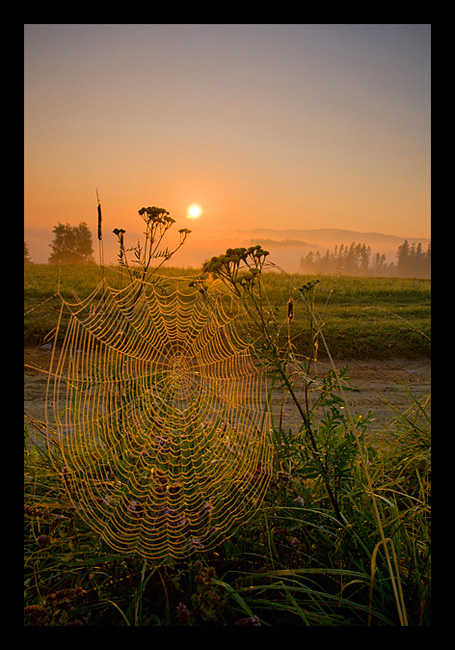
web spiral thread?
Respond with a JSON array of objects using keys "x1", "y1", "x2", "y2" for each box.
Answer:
[{"x1": 46, "y1": 276, "x2": 272, "y2": 560}]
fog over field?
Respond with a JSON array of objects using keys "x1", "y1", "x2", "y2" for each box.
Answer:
[{"x1": 25, "y1": 225, "x2": 430, "y2": 275}]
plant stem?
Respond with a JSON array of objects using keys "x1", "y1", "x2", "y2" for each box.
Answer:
[
  {"x1": 233, "y1": 273, "x2": 343, "y2": 522},
  {"x1": 270, "y1": 262, "x2": 409, "y2": 625}
]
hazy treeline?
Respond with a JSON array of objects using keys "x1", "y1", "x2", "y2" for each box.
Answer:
[
  {"x1": 24, "y1": 224, "x2": 431, "y2": 280},
  {"x1": 300, "y1": 240, "x2": 431, "y2": 278}
]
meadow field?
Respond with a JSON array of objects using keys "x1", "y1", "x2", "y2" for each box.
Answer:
[
  {"x1": 24, "y1": 263, "x2": 430, "y2": 359},
  {"x1": 24, "y1": 262, "x2": 431, "y2": 626}
]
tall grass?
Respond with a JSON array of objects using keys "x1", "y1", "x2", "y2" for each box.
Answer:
[
  {"x1": 24, "y1": 257, "x2": 430, "y2": 626},
  {"x1": 24, "y1": 383, "x2": 430, "y2": 625}
]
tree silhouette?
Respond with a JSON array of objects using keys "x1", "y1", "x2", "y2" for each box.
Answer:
[
  {"x1": 49, "y1": 222, "x2": 94, "y2": 264},
  {"x1": 396, "y1": 240, "x2": 431, "y2": 278},
  {"x1": 24, "y1": 241, "x2": 32, "y2": 263}
]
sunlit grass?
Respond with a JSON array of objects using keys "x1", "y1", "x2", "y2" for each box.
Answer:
[{"x1": 24, "y1": 264, "x2": 430, "y2": 358}]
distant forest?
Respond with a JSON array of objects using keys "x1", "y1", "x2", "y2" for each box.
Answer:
[{"x1": 300, "y1": 240, "x2": 431, "y2": 278}]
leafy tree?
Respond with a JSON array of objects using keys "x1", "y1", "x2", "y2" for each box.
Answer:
[{"x1": 48, "y1": 222, "x2": 94, "y2": 264}]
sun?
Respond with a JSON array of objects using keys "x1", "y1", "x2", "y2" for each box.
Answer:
[{"x1": 187, "y1": 204, "x2": 202, "y2": 220}]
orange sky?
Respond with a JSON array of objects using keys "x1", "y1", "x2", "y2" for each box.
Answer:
[{"x1": 24, "y1": 24, "x2": 431, "y2": 267}]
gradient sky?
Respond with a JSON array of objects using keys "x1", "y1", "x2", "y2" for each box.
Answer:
[{"x1": 24, "y1": 24, "x2": 431, "y2": 265}]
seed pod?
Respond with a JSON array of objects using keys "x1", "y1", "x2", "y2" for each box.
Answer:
[
  {"x1": 97, "y1": 202, "x2": 102, "y2": 241},
  {"x1": 287, "y1": 298, "x2": 294, "y2": 321}
]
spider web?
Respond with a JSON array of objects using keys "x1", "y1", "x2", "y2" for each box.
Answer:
[{"x1": 46, "y1": 274, "x2": 272, "y2": 560}]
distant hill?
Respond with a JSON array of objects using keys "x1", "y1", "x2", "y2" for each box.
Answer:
[
  {"x1": 244, "y1": 227, "x2": 430, "y2": 273},
  {"x1": 247, "y1": 227, "x2": 430, "y2": 249}
]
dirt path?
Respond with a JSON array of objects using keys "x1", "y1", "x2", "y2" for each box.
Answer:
[
  {"x1": 274, "y1": 357, "x2": 431, "y2": 434},
  {"x1": 24, "y1": 347, "x2": 430, "y2": 435}
]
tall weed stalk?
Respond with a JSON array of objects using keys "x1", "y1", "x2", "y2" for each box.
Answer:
[
  {"x1": 273, "y1": 263, "x2": 414, "y2": 625},
  {"x1": 197, "y1": 251, "x2": 428, "y2": 625},
  {"x1": 198, "y1": 249, "x2": 346, "y2": 522}
]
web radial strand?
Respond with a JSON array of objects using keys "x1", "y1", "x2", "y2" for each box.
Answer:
[{"x1": 47, "y1": 277, "x2": 272, "y2": 560}]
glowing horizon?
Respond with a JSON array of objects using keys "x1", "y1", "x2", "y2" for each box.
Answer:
[{"x1": 24, "y1": 25, "x2": 430, "y2": 267}]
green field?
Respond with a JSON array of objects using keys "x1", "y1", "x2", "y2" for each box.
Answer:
[{"x1": 24, "y1": 263, "x2": 430, "y2": 359}]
